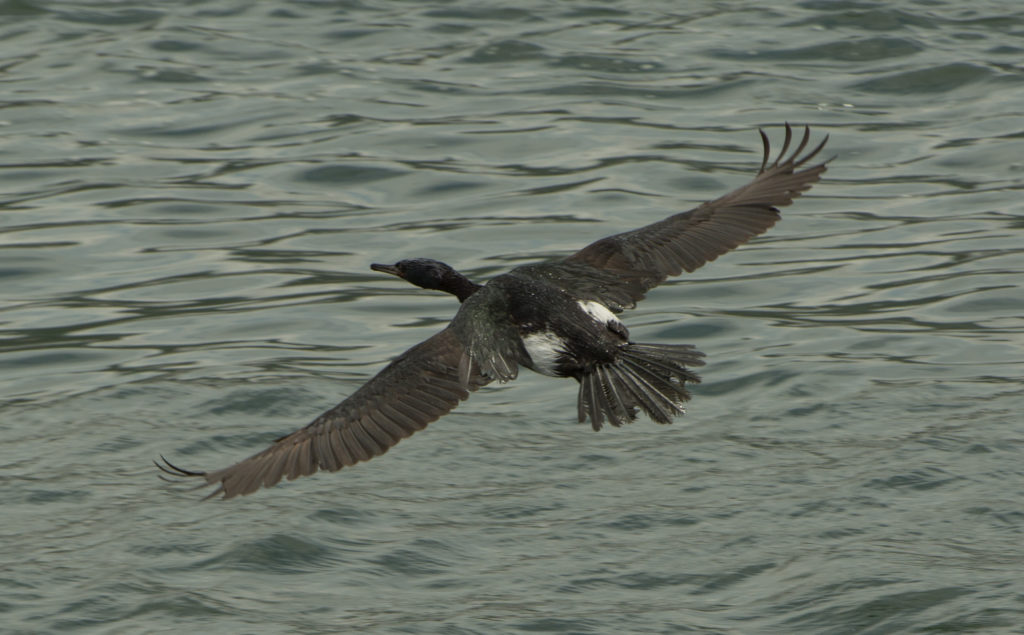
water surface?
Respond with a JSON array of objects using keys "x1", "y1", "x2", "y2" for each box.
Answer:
[{"x1": 2, "y1": 1, "x2": 1023, "y2": 632}]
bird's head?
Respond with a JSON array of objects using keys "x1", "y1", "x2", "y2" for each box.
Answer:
[
  {"x1": 371, "y1": 258, "x2": 481, "y2": 301},
  {"x1": 371, "y1": 258, "x2": 456, "y2": 291}
]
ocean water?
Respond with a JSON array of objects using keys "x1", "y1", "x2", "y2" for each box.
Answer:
[{"x1": 2, "y1": 1, "x2": 1023, "y2": 632}]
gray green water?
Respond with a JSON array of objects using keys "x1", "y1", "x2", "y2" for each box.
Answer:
[{"x1": 3, "y1": 1, "x2": 1023, "y2": 633}]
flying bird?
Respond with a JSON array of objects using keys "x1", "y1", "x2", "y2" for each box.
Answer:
[{"x1": 158, "y1": 124, "x2": 829, "y2": 499}]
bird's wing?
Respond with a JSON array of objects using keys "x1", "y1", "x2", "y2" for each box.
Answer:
[
  {"x1": 448, "y1": 283, "x2": 526, "y2": 385},
  {"x1": 158, "y1": 327, "x2": 491, "y2": 499},
  {"x1": 536, "y1": 124, "x2": 829, "y2": 310}
]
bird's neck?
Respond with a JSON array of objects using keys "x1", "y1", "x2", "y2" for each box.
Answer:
[{"x1": 446, "y1": 272, "x2": 483, "y2": 302}]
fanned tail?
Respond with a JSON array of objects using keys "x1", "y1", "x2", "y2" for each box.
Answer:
[{"x1": 577, "y1": 343, "x2": 705, "y2": 430}]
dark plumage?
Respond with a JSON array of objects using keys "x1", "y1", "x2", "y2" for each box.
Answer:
[
  {"x1": 370, "y1": 258, "x2": 481, "y2": 302},
  {"x1": 158, "y1": 124, "x2": 829, "y2": 499}
]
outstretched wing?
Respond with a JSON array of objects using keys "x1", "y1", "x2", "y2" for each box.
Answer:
[
  {"x1": 537, "y1": 124, "x2": 829, "y2": 310},
  {"x1": 159, "y1": 328, "x2": 491, "y2": 499}
]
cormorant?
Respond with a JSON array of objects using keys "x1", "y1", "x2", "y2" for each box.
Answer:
[{"x1": 158, "y1": 125, "x2": 828, "y2": 498}]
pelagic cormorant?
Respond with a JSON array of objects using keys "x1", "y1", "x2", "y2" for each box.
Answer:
[{"x1": 159, "y1": 125, "x2": 828, "y2": 498}]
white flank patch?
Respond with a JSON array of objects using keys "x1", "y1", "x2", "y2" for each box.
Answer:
[
  {"x1": 522, "y1": 330, "x2": 565, "y2": 377},
  {"x1": 578, "y1": 300, "x2": 622, "y2": 329}
]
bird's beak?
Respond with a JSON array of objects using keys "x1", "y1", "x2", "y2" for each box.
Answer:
[{"x1": 370, "y1": 263, "x2": 401, "y2": 278}]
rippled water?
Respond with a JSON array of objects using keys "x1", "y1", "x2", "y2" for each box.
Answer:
[{"x1": 3, "y1": 1, "x2": 1023, "y2": 632}]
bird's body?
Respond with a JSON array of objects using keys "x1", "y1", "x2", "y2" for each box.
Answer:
[
  {"x1": 521, "y1": 298, "x2": 625, "y2": 378},
  {"x1": 159, "y1": 125, "x2": 829, "y2": 499},
  {"x1": 446, "y1": 266, "x2": 705, "y2": 427}
]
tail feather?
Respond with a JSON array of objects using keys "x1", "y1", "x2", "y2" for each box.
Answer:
[
  {"x1": 580, "y1": 373, "x2": 605, "y2": 428},
  {"x1": 578, "y1": 343, "x2": 704, "y2": 430},
  {"x1": 627, "y1": 343, "x2": 706, "y2": 371},
  {"x1": 621, "y1": 353, "x2": 701, "y2": 403},
  {"x1": 612, "y1": 361, "x2": 680, "y2": 423},
  {"x1": 619, "y1": 357, "x2": 691, "y2": 423},
  {"x1": 584, "y1": 370, "x2": 627, "y2": 429},
  {"x1": 598, "y1": 365, "x2": 636, "y2": 423}
]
